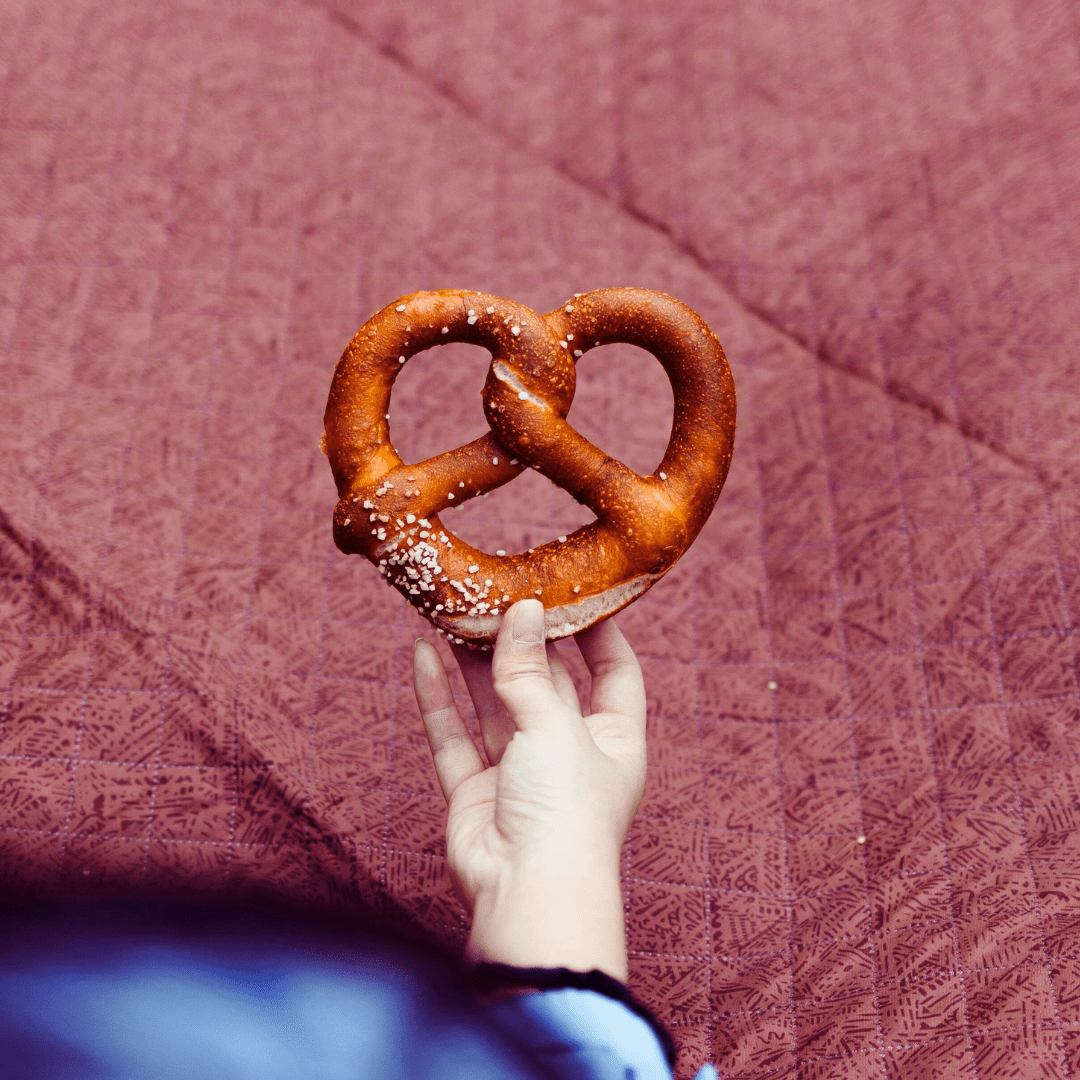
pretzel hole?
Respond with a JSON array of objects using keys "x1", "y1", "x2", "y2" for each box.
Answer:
[
  {"x1": 567, "y1": 343, "x2": 674, "y2": 478},
  {"x1": 386, "y1": 342, "x2": 491, "y2": 462},
  {"x1": 448, "y1": 467, "x2": 597, "y2": 557}
]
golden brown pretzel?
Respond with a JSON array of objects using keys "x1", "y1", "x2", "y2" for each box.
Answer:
[{"x1": 323, "y1": 288, "x2": 736, "y2": 644}]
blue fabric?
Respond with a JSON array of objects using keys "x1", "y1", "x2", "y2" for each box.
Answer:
[
  {"x1": 0, "y1": 942, "x2": 532, "y2": 1080},
  {"x1": 487, "y1": 988, "x2": 673, "y2": 1080},
  {"x1": 0, "y1": 901, "x2": 718, "y2": 1079}
]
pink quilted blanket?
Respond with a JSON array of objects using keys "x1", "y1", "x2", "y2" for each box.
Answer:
[{"x1": 2, "y1": 1, "x2": 1079, "y2": 1076}]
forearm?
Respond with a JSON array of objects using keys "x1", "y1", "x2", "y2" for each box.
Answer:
[{"x1": 464, "y1": 850, "x2": 628, "y2": 982}]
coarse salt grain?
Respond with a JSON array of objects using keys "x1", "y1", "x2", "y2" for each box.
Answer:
[
  {"x1": 441, "y1": 326, "x2": 449, "y2": 333},
  {"x1": 398, "y1": 356, "x2": 406, "y2": 363},
  {"x1": 558, "y1": 536, "x2": 567, "y2": 542},
  {"x1": 468, "y1": 564, "x2": 480, "y2": 573},
  {"x1": 496, "y1": 550, "x2": 506, "y2": 556},
  {"x1": 343, "y1": 518, "x2": 351, "y2": 525},
  {"x1": 492, "y1": 457, "x2": 499, "y2": 465},
  {"x1": 573, "y1": 585, "x2": 580, "y2": 592},
  {"x1": 448, "y1": 492, "x2": 455, "y2": 499},
  {"x1": 659, "y1": 471, "x2": 667, "y2": 480},
  {"x1": 573, "y1": 349, "x2": 582, "y2": 358},
  {"x1": 518, "y1": 391, "x2": 528, "y2": 400},
  {"x1": 486, "y1": 306, "x2": 495, "y2": 313},
  {"x1": 511, "y1": 325, "x2": 520, "y2": 336},
  {"x1": 396, "y1": 304, "x2": 406, "y2": 311},
  {"x1": 405, "y1": 514, "x2": 415, "y2": 523}
]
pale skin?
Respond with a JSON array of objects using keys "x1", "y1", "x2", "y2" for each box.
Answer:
[{"x1": 411, "y1": 598, "x2": 647, "y2": 983}]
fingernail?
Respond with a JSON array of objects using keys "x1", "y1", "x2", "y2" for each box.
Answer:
[{"x1": 511, "y1": 599, "x2": 544, "y2": 644}]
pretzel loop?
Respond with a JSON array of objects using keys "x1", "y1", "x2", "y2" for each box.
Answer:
[{"x1": 323, "y1": 288, "x2": 736, "y2": 643}]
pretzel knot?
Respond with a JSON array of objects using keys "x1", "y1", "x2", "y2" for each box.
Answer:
[{"x1": 323, "y1": 288, "x2": 736, "y2": 644}]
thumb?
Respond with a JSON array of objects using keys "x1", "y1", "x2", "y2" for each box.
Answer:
[{"x1": 491, "y1": 600, "x2": 565, "y2": 730}]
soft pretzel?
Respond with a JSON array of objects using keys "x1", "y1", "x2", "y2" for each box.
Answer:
[{"x1": 323, "y1": 288, "x2": 736, "y2": 644}]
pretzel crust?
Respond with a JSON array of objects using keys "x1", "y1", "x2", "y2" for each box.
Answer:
[{"x1": 323, "y1": 288, "x2": 736, "y2": 644}]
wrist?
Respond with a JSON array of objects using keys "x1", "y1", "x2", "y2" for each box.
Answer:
[{"x1": 464, "y1": 849, "x2": 628, "y2": 981}]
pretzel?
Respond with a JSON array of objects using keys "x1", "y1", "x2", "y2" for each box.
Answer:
[{"x1": 323, "y1": 288, "x2": 736, "y2": 645}]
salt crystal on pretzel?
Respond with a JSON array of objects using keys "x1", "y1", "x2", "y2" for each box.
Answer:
[{"x1": 323, "y1": 288, "x2": 736, "y2": 644}]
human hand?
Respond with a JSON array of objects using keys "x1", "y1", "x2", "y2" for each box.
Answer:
[{"x1": 412, "y1": 599, "x2": 647, "y2": 982}]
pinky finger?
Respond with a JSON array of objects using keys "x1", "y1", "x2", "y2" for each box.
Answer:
[{"x1": 413, "y1": 639, "x2": 485, "y2": 803}]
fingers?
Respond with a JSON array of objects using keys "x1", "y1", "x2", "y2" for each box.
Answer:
[
  {"x1": 412, "y1": 638, "x2": 484, "y2": 802},
  {"x1": 575, "y1": 617, "x2": 646, "y2": 727},
  {"x1": 491, "y1": 600, "x2": 567, "y2": 730},
  {"x1": 546, "y1": 642, "x2": 582, "y2": 715},
  {"x1": 452, "y1": 643, "x2": 517, "y2": 765}
]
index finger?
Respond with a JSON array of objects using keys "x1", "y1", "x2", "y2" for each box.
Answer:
[
  {"x1": 451, "y1": 643, "x2": 516, "y2": 765},
  {"x1": 413, "y1": 639, "x2": 485, "y2": 802},
  {"x1": 574, "y1": 617, "x2": 646, "y2": 722}
]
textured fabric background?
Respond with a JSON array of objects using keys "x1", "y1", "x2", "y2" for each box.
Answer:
[{"x1": 2, "y1": 1, "x2": 1079, "y2": 1076}]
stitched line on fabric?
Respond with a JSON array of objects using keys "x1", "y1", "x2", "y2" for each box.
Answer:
[
  {"x1": 7, "y1": 685, "x2": 1079, "y2": 733},
  {"x1": 0, "y1": 753, "x2": 442, "y2": 802}
]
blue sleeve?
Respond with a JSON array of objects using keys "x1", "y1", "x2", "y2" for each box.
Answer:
[{"x1": 484, "y1": 987, "x2": 674, "y2": 1080}]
